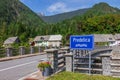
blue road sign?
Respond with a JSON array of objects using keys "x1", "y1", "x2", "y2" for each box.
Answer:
[{"x1": 70, "y1": 35, "x2": 94, "y2": 50}]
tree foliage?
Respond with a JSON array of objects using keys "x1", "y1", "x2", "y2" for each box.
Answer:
[{"x1": 0, "y1": 1, "x2": 120, "y2": 46}]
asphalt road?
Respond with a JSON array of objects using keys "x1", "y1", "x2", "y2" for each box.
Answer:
[{"x1": 0, "y1": 54, "x2": 47, "y2": 80}]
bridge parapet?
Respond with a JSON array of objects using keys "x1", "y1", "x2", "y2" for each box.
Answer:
[
  {"x1": 100, "y1": 46, "x2": 120, "y2": 77},
  {"x1": 71, "y1": 46, "x2": 113, "y2": 75}
]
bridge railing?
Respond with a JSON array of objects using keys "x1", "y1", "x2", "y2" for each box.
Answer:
[
  {"x1": 94, "y1": 45, "x2": 112, "y2": 50},
  {"x1": 72, "y1": 49, "x2": 103, "y2": 74},
  {"x1": 69, "y1": 46, "x2": 113, "y2": 75},
  {"x1": 43, "y1": 46, "x2": 113, "y2": 76},
  {"x1": 44, "y1": 47, "x2": 69, "y2": 74},
  {"x1": 0, "y1": 46, "x2": 44, "y2": 58}
]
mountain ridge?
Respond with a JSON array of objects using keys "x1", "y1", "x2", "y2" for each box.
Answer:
[
  {"x1": 40, "y1": 8, "x2": 89, "y2": 23},
  {"x1": 0, "y1": 0, "x2": 44, "y2": 26},
  {"x1": 39, "y1": 2, "x2": 120, "y2": 23}
]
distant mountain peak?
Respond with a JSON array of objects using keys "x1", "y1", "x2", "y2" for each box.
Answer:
[
  {"x1": 83, "y1": 2, "x2": 120, "y2": 18},
  {"x1": 92, "y1": 2, "x2": 120, "y2": 13},
  {"x1": 93, "y1": 2, "x2": 110, "y2": 7},
  {"x1": 40, "y1": 8, "x2": 89, "y2": 23}
]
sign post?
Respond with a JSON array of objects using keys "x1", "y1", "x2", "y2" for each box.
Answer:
[
  {"x1": 88, "y1": 51, "x2": 91, "y2": 75},
  {"x1": 70, "y1": 35, "x2": 94, "y2": 74}
]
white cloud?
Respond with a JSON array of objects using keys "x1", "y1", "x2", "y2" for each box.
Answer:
[{"x1": 47, "y1": 2, "x2": 70, "y2": 14}]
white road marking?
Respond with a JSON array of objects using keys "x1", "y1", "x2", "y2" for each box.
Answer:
[
  {"x1": 18, "y1": 71, "x2": 39, "y2": 80},
  {"x1": 0, "y1": 61, "x2": 37, "y2": 72},
  {"x1": 31, "y1": 75, "x2": 37, "y2": 78}
]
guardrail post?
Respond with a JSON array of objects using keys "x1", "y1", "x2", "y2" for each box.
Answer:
[
  {"x1": 30, "y1": 46, "x2": 34, "y2": 54},
  {"x1": 6, "y1": 47, "x2": 12, "y2": 57},
  {"x1": 65, "y1": 53, "x2": 73, "y2": 72},
  {"x1": 44, "y1": 49, "x2": 58, "y2": 73},
  {"x1": 19, "y1": 46, "x2": 25, "y2": 55},
  {"x1": 38, "y1": 46, "x2": 41, "y2": 53}
]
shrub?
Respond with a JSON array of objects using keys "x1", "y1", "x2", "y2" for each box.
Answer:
[{"x1": 37, "y1": 61, "x2": 51, "y2": 71}]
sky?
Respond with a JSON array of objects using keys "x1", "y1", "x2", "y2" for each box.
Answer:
[{"x1": 20, "y1": 0, "x2": 120, "y2": 16}]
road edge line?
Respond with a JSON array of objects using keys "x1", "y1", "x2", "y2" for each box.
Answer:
[{"x1": 18, "y1": 71, "x2": 39, "y2": 80}]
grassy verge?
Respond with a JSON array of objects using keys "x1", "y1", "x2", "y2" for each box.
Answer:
[{"x1": 47, "y1": 72, "x2": 120, "y2": 80}]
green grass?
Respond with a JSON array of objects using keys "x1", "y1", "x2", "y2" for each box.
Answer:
[{"x1": 47, "y1": 72, "x2": 120, "y2": 80}]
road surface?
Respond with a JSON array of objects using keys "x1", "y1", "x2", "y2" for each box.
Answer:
[{"x1": 0, "y1": 54, "x2": 47, "y2": 80}]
